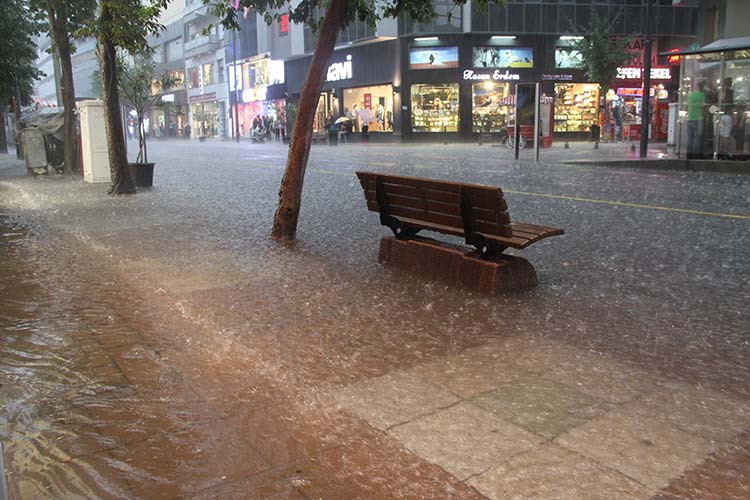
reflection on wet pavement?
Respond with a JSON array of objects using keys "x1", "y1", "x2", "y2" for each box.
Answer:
[{"x1": 1, "y1": 141, "x2": 749, "y2": 498}]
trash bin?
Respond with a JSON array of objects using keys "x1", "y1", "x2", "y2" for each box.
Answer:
[
  {"x1": 21, "y1": 129, "x2": 48, "y2": 175},
  {"x1": 328, "y1": 125, "x2": 338, "y2": 146},
  {"x1": 590, "y1": 124, "x2": 601, "y2": 142}
]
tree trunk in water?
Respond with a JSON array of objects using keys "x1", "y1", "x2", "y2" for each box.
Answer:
[
  {"x1": 97, "y1": 27, "x2": 134, "y2": 194},
  {"x1": 0, "y1": 108, "x2": 7, "y2": 154},
  {"x1": 56, "y1": 30, "x2": 79, "y2": 174},
  {"x1": 137, "y1": 114, "x2": 144, "y2": 163},
  {"x1": 270, "y1": 0, "x2": 348, "y2": 240}
]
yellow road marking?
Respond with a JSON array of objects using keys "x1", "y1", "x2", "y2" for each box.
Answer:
[
  {"x1": 504, "y1": 190, "x2": 750, "y2": 220},
  {"x1": 312, "y1": 169, "x2": 749, "y2": 220}
]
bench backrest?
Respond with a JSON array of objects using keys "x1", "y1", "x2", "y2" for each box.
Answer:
[{"x1": 356, "y1": 172, "x2": 513, "y2": 238}]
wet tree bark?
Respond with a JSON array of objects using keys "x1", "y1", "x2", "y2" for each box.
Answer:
[
  {"x1": 270, "y1": 0, "x2": 349, "y2": 240},
  {"x1": 97, "y1": 5, "x2": 134, "y2": 195},
  {"x1": 48, "y1": 4, "x2": 78, "y2": 175},
  {"x1": 0, "y1": 108, "x2": 7, "y2": 154}
]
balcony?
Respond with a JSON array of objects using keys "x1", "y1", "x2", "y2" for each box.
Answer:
[{"x1": 183, "y1": 33, "x2": 222, "y2": 59}]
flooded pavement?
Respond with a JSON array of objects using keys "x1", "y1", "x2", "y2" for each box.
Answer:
[{"x1": 1, "y1": 140, "x2": 749, "y2": 499}]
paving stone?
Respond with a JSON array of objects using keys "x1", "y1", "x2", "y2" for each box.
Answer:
[
  {"x1": 332, "y1": 371, "x2": 460, "y2": 430},
  {"x1": 108, "y1": 422, "x2": 268, "y2": 499},
  {"x1": 471, "y1": 376, "x2": 613, "y2": 438},
  {"x1": 286, "y1": 440, "x2": 487, "y2": 500},
  {"x1": 616, "y1": 384, "x2": 750, "y2": 443},
  {"x1": 556, "y1": 412, "x2": 716, "y2": 490},
  {"x1": 654, "y1": 430, "x2": 750, "y2": 500},
  {"x1": 389, "y1": 402, "x2": 543, "y2": 480},
  {"x1": 411, "y1": 343, "x2": 532, "y2": 398},
  {"x1": 468, "y1": 443, "x2": 653, "y2": 500},
  {"x1": 492, "y1": 337, "x2": 663, "y2": 404}
]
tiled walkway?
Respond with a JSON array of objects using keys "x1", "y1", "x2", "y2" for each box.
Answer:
[{"x1": 334, "y1": 337, "x2": 749, "y2": 499}]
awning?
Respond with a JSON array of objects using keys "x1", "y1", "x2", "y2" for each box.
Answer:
[{"x1": 658, "y1": 37, "x2": 750, "y2": 57}]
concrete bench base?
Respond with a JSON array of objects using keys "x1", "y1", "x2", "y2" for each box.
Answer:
[{"x1": 378, "y1": 236, "x2": 537, "y2": 293}]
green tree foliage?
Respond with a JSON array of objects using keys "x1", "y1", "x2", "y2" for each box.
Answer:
[
  {"x1": 209, "y1": 0, "x2": 502, "y2": 241},
  {"x1": 117, "y1": 54, "x2": 180, "y2": 163},
  {"x1": 0, "y1": 0, "x2": 43, "y2": 105},
  {"x1": 569, "y1": 10, "x2": 632, "y2": 97},
  {"x1": 28, "y1": 0, "x2": 97, "y2": 173},
  {"x1": 0, "y1": 0, "x2": 43, "y2": 154}
]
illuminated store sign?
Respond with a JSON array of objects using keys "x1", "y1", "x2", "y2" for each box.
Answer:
[
  {"x1": 326, "y1": 55, "x2": 353, "y2": 82},
  {"x1": 463, "y1": 69, "x2": 520, "y2": 81},
  {"x1": 616, "y1": 67, "x2": 672, "y2": 80}
]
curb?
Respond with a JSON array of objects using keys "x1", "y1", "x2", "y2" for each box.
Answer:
[
  {"x1": 565, "y1": 159, "x2": 750, "y2": 175},
  {"x1": 0, "y1": 440, "x2": 7, "y2": 500}
]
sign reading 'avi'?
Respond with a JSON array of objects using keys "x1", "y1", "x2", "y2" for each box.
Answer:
[{"x1": 326, "y1": 55, "x2": 353, "y2": 82}]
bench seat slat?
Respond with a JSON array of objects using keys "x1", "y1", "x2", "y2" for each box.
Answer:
[{"x1": 357, "y1": 171, "x2": 563, "y2": 251}]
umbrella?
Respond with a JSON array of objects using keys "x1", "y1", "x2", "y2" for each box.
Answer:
[{"x1": 334, "y1": 116, "x2": 350, "y2": 124}]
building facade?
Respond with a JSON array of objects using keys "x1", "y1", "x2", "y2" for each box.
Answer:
[{"x1": 270, "y1": 0, "x2": 699, "y2": 143}]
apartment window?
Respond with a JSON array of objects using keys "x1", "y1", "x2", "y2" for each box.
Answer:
[
  {"x1": 166, "y1": 39, "x2": 182, "y2": 62},
  {"x1": 202, "y1": 63, "x2": 215, "y2": 86},
  {"x1": 217, "y1": 60, "x2": 224, "y2": 83},
  {"x1": 188, "y1": 67, "x2": 200, "y2": 89}
]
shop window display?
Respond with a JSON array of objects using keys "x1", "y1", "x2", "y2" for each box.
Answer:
[
  {"x1": 411, "y1": 83, "x2": 459, "y2": 133},
  {"x1": 472, "y1": 82, "x2": 514, "y2": 133},
  {"x1": 343, "y1": 84, "x2": 394, "y2": 132},
  {"x1": 554, "y1": 83, "x2": 600, "y2": 133}
]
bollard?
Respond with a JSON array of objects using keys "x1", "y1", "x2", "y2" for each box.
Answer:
[
  {"x1": 594, "y1": 142, "x2": 599, "y2": 149},
  {"x1": 564, "y1": 141, "x2": 570, "y2": 149}
]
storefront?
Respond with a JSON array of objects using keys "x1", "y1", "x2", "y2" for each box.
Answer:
[
  {"x1": 229, "y1": 56, "x2": 287, "y2": 138},
  {"x1": 401, "y1": 35, "x2": 542, "y2": 142},
  {"x1": 665, "y1": 39, "x2": 750, "y2": 160},
  {"x1": 189, "y1": 94, "x2": 220, "y2": 138},
  {"x1": 150, "y1": 87, "x2": 188, "y2": 138},
  {"x1": 284, "y1": 40, "x2": 401, "y2": 142}
]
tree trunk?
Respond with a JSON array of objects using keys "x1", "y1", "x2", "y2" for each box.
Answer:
[
  {"x1": 0, "y1": 108, "x2": 7, "y2": 154},
  {"x1": 137, "y1": 113, "x2": 144, "y2": 163},
  {"x1": 13, "y1": 84, "x2": 23, "y2": 160},
  {"x1": 97, "y1": 21, "x2": 135, "y2": 195},
  {"x1": 270, "y1": 0, "x2": 349, "y2": 240},
  {"x1": 56, "y1": 29, "x2": 79, "y2": 174}
]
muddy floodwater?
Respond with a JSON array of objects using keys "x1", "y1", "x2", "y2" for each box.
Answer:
[{"x1": 1, "y1": 141, "x2": 749, "y2": 499}]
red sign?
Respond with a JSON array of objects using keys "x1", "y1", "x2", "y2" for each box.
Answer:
[
  {"x1": 655, "y1": 102, "x2": 669, "y2": 140},
  {"x1": 617, "y1": 87, "x2": 657, "y2": 98},
  {"x1": 364, "y1": 93, "x2": 372, "y2": 110},
  {"x1": 666, "y1": 48, "x2": 681, "y2": 65},
  {"x1": 279, "y1": 13, "x2": 289, "y2": 34}
]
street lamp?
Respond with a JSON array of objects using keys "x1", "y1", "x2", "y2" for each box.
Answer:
[{"x1": 639, "y1": 0, "x2": 653, "y2": 158}]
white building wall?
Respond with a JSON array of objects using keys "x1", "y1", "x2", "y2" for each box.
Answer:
[{"x1": 34, "y1": 35, "x2": 59, "y2": 105}]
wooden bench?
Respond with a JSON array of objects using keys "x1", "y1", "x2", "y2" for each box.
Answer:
[{"x1": 356, "y1": 172, "x2": 564, "y2": 256}]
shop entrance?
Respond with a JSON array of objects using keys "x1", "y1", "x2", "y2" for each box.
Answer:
[
  {"x1": 313, "y1": 92, "x2": 339, "y2": 133},
  {"x1": 554, "y1": 83, "x2": 600, "y2": 140}
]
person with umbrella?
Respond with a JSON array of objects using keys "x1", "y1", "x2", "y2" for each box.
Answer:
[{"x1": 334, "y1": 115, "x2": 351, "y2": 143}]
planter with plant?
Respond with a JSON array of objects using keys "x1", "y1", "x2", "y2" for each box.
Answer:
[{"x1": 118, "y1": 53, "x2": 178, "y2": 187}]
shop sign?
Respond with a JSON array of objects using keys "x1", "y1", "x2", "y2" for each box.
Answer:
[
  {"x1": 616, "y1": 67, "x2": 671, "y2": 80},
  {"x1": 364, "y1": 93, "x2": 372, "y2": 110},
  {"x1": 326, "y1": 55, "x2": 352, "y2": 82},
  {"x1": 616, "y1": 87, "x2": 657, "y2": 97},
  {"x1": 542, "y1": 73, "x2": 573, "y2": 81},
  {"x1": 241, "y1": 86, "x2": 268, "y2": 103},
  {"x1": 462, "y1": 69, "x2": 520, "y2": 81},
  {"x1": 189, "y1": 92, "x2": 216, "y2": 103},
  {"x1": 161, "y1": 93, "x2": 175, "y2": 103}
]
